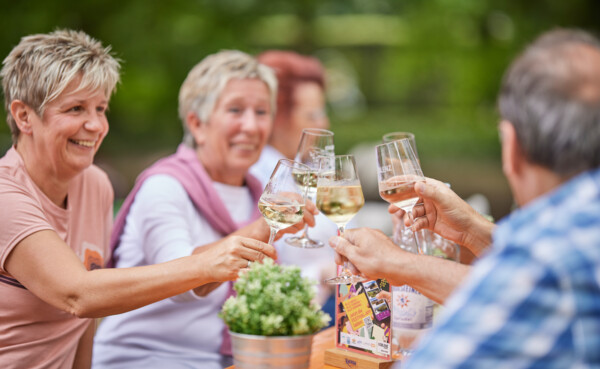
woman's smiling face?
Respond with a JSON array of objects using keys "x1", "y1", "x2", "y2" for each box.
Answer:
[
  {"x1": 195, "y1": 78, "x2": 273, "y2": 185},
  {"x1": 21, "y1": 78, "x2": 109, "y2": 180}
]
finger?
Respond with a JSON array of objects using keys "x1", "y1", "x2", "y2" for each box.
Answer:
[
  {"x1": 387, "y1": 204, "x2": 404, "y2": 215},
  {"x1": 339, "y1": 228, "x2": 358, "y2": 244},
  {"x1": 302, "y1": 207, "x2": 316, "y2": 227},
  {"x1": 333, "y1": 251, "x2": 344, "y2": 265},
  {"x1": 411, "y1": 216, "x2": 429, "y2": 232},
  {"x1": 305, "y1": 199, "x2": 318, "y2": 215},
  {"x1": 411, "y1": 203, "x2": 426, "y2": 218},
  {"x1": 239, "y1": 237, "x2": 278, "y2": 260},
  {"x1": 346, "y1": 261, "x2": 360, "y2": 275},
  {"x1": 329, "y1": 235, "x2": 354, "y2": 260}
]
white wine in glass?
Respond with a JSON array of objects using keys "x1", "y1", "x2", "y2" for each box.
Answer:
[
  {"x1": 375, "y1": 138, "x2": 425, "y2": 245},
  {"x1": 286, "y1": 128, "x2": 335, "y2": 248},
  {"x1": 317, "y1": 154, "x2": 366, "y2": 285},
  {"x1": 259, "y1": 159, "x2": 310, "y2": 245}
]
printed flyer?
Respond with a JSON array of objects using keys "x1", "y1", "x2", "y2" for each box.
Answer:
[{"x1": 335, "y1": 276, "x2": 392, "y2": 360}]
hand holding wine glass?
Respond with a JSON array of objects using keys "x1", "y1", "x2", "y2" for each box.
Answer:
[
  {"x1": 376, "y1": 138, "x2": 425, "y2": 249},
  {"x1": 259, "y1": 159, "x2": 310, "y2": 245},
  {"x1": 286, "y1": 128, "x2": 335, "y2": 248},
  {"x1": 316, "y1": 154, "x2": 365, "y2": 284}
]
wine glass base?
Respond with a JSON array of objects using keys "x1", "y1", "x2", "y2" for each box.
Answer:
[
  {"x1": 324, "y1": 273, "x2": 367, "y2": 285},
  {"x1": 285, "y1": 236, "x2": 324, "y2": 248}
]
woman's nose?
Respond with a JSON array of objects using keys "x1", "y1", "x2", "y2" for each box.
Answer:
[
  {"x1": 84, "y1": 113, "x2": 107, "y2": 132},
  {"x1": 240, "y1": 110, "x2": 259, "y2": 131}
]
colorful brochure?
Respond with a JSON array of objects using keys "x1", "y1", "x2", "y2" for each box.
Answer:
[{"x1": 335, "y1": 274, "x2": 392, "y2": 360}]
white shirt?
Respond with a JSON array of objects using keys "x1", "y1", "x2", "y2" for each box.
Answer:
[{"x1": 93, "y1": 174, "x2": 254, "y2": 369}]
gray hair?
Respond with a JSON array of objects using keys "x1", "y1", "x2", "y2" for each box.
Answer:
[
  {"x1": 498, "y1": 29, "x2": 600, "y2": 176},
  {"x1": 178, "y1": 50, "x2": 277, "y2": 148},
  {"x1": 1, "y1": 29, "x2": 121, "y2": 144}
]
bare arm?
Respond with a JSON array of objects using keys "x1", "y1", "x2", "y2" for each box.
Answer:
[
  {"x1": 6, "y1": 230, "x2": 275, "y2": 318},
  {"x1": 330, "y1": 228, "x2": 470, "y2": 304}
]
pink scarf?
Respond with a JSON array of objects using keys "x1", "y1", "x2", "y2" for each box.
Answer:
[{"x1": 109, "y1": 143, "x2": 263, "y2": 356}]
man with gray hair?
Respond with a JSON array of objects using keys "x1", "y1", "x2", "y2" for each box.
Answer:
[{"x1": 331, "y1": 28, "x2": 600, "y2": 368}]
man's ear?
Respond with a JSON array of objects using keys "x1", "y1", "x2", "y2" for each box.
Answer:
[
  {"x1": 10, "y1": 100, "x2": 34, "y2": 135},
  {"x1": 185, "y1": 111, "x2": 205, "y2": 146},
  {"x1": 499, "y1": 120, "x2": 525, "y2": 179}
]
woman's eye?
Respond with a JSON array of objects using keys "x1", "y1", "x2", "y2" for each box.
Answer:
[
  {"x1": 68, "y1": 106, "x2": 83, "y2": 112},
  {"x1": 256, "y1": 109, "x2": 268, "y2": 116},
  {"x1": 97, "y1": 106, "x2": 107, "y2": 114},
  {"x1": 228, "y1": 107, "x2": 241, "y2": 113}
]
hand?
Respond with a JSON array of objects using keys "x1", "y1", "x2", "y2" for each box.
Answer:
[
  {"x1": 329, "y1": 228, "x2": 413, "y2": 284},
  {"x1": 192, "y1": 235, "x2": 277, "y2": 282},
  {"x1": 276, "y1": 198, "x2": 318, "y2": 238},
  {"x1": 407, "y1": 177, "x2": 494, "y2": 256}
]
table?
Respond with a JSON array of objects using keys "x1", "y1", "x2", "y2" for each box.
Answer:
[{"x1": 227, "y1": 327, "x2": 338, "y2": 369}]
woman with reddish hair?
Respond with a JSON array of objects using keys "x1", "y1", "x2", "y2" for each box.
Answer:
[{"x1": 250, "y1": 50, "x2": 329, "y2": 178}]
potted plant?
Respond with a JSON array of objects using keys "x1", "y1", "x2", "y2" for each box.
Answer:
[{"x1": 220, "y1": 258, "x2": 331, "y2": 368}]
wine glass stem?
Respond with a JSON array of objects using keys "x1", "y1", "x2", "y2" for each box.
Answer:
[
  {"x1": 337, "y1": 226, "x2": 352, "y2": 274},
  {"x1": 299, "y1": 224, "x2": 309, "y2": 238},
  {"x1": 268, "y1": 228, "x2": 277, "y2": 245},
  {"x1": 409, "y1": 211, "x2": 422, "y2": 253}
]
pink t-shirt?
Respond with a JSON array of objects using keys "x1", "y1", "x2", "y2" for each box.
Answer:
[{"x1": 0, "y1": 147, "x2": 113, "y2": 369}]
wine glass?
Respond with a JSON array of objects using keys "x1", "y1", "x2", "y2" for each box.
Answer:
[
  {"x1": 375, "y1": 138, "x2": 425, "y2": 248},
  {"x1": 382, "y1": 132, "x2": 421, "y2": 243},
  {"x1": 285, "y1": 128, "x2": 335, "y2": 248},
  {"x1": 259, "y1": 159, "x2": 311, "y2": 245},
  {"x1": 316, "y1": 154, "x2": 366, "y2": 285}
]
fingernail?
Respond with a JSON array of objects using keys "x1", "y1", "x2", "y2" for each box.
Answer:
[
  {"x1": 416, "y1": 182, "x2": 425, "y2": 193},
  {"x1": 329, "y1": 236, "x2": 339, "y2": 248}
]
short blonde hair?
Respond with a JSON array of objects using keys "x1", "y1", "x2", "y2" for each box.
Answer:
[
  {"x1": 1, "y1": 29, "x2": 121, "y2": 143},
  {"x1": 178, "y1": 50, "x2": 277, "y2": 147}
]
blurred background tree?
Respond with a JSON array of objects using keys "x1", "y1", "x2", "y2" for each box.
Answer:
[{"x1": 1, "y1": 0, "x2": 598, "y2": 221}]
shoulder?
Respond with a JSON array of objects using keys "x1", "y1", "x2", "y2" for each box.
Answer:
[
  {"x1": 130, "y1": 174, "x2": 193, "y2": 214},
  {"x1": 137, "y1": 174, "x2": 187, "y2": 198},
  {"x1": 76, "y1": 165, "x2": 114, "y2": 203}
]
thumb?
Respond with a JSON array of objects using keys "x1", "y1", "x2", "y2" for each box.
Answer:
[
  {"x1": 329, "y1": 235, "x2": 353, "y2": 257},
  {"x1": 415, "y1": 180, "x2": 439, "y2": 202}
]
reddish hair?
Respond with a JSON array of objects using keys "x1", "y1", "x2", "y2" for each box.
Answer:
[{"x1": 257, "y1": 50, "x2": 325, "y2": 122}]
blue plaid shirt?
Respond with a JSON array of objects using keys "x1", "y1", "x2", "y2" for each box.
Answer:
[{"x1": 400, "y1": 167, "x2": 600, "y2": 369}]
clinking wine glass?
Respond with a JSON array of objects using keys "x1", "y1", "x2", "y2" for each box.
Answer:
[
  {"x1": 285, "y1": 128, "x2": 335, "y2": 248},
  {"x1": 375, "y1": 138, "x2": 425, "y2": 249},
  {"x1": 259, "y1": 159, "x2": 310, "y2": 245},
  {"x1": 316, "y1": 154, "x2": 366, "y2": 285},
  {"x1": 382, "y1": 132, "x2": 420, "y2": 243}
]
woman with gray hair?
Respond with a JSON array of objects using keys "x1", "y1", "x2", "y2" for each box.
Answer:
[
  {"x1": 92, "y1": 50, "x2": 317, "y2": 369},
  {"x1": 0, "y1": 31, "x2": 280, "y2": 369}
]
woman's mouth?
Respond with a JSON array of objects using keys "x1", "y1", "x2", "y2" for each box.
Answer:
[{"x1": 69, "y1": 139, "x2": 95, "y2": 148}]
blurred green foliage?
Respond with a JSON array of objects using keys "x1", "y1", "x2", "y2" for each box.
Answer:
[{"x1": 1, "y1": 0, "x2": 598, "y2": 219}]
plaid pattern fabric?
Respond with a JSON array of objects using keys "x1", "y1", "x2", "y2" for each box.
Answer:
[{"x1": 400, "y1": 168, "x2": 600, "y2": 369}]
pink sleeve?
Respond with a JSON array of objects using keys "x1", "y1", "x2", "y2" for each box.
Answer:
[{"x1": 0, "y1": 178, "x2": 53, "y2": 273}]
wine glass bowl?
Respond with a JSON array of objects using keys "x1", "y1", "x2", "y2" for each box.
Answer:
[
  {"x1": 376, "y1": 139, "x2": 425, "y2": 251},
  {"x1": 317, "y1": 154, "x2": 366, "y2": 285},
  {"x1": 376, "y1": 139, "x2": 424, "y2": 213},
  {"x1": 285, "y1": 128, "x2": 335, "y2": 248},
  {"x1": 259, "y1": 159, "x2": 311, "y2": 245}
]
